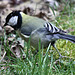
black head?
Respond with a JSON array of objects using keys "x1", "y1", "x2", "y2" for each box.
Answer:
[{"x1": 4, "y1": 10, "x2": 22, "y2": 30}]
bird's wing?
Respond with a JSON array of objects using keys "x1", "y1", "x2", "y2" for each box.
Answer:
[
  {"x1": 21, "y1": 27, "x2": 31, "y2": 36},
  {"x1": 44, "y1": 22, "x2": 67, "y2": 34}
]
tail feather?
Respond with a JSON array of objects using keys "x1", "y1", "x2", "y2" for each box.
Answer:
[{"x1": 58, "y1": 34, "x2": 75, "y2": 43}]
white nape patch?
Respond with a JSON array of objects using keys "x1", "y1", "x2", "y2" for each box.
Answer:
[{"x1": 8, "y1": 16, "x2": 18, "y2": 26}]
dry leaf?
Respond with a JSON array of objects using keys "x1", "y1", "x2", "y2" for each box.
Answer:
[
  {"x1": 4, "y1": 26, "x2": 14, "y2": 34},
  {"x1": 11, "y1": 43, "x2": 21, "y2": 58},
  {"x1": 0, "y1": 26, "x2": 3, "y2": 36},
  {"x1": 10, "y1": 40, "x2": 24, "y2": 58},
  {"x1": 45, "y1": 0, "x2": 59, "y2": 9},
  {"x1": 0, "y1": 1, "x2": 9, "y2": 8}
]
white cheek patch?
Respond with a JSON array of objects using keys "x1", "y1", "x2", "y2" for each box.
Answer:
[{"x1": 8, "y1": 16, "x2": 18, "y2": 26}]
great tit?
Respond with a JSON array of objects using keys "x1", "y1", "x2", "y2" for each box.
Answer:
[{"x1": 4, "y1": 11, "x2": 75, "y2": 57}]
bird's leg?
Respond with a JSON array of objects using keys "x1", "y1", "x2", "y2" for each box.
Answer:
[
  {"x1": 52, "y1": 44, "x2": 69, "y2": 58},
  {"x1": 52, "y1": 44, "x2": 62, "y2": 58}
]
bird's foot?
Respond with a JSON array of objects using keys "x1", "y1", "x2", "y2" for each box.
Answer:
[{"x1": 59, "y1": 54, "x2": 69, "y2": 59}]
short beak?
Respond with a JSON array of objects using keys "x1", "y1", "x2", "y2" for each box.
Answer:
[{"x1": 2, "y1": 23, "x2": 7, "y2": 28}]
